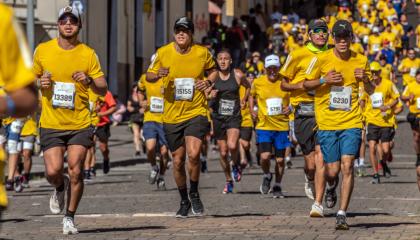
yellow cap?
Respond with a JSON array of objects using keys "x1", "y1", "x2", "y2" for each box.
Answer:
[{"x1": 370, "y1": 61, "x2": 381, "y2": 71}]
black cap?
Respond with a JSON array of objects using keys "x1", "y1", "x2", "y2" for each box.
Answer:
[
  {"x1": 308, "y1": 19, "x2": 328, "y2": 33},
  {"x1": 174, "y1": 17, "x2": 194, "y2": 33},
  {"x1": 332, "y1": 20, "x2": 353, "y2": 37}
]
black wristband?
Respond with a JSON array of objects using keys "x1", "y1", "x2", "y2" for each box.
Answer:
[
  {"x1": 206, "y1": 80, "x2": 212, "y2": 87},
  {"x1": 86, "y1": 77, "x2": 93, "y2": 85}
]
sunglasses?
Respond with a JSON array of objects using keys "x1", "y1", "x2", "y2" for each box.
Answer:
[
  {"x1": 312, "y1": 28, "x2": 328, "y2": 35},
  {"x1": 58, "y1": 16, "x2": 79, "y2": 26}
]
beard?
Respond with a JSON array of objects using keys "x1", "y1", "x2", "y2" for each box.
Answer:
[{"x1": 59, "y1": 29, "x2": 80, "y2": 40}]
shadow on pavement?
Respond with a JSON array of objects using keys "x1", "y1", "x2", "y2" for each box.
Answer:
[
  {"x1": 0, "y1": 218, "x2": 27, "y2": 223},
  {"x1": 9, "y1": 193, "x2": 49, "y2": 197},
  {"x1": 381, "y1": 181, "x2": 417, "y2": 184},
  {"x1": 210, "y1": 213, "x2": 269, "y2": 218},
  {"x1": 78, "y1": 225, "x2": 166, "y2": 233},
  {"x1": 84, "y1": 180, "x2": 137, "y2": 186},
  {"x1": 350, "y1": 222, "x2": 418, "y2": 229},
  {"x1": 325, "y1": 212, "x2": 391, "y2": 218}
]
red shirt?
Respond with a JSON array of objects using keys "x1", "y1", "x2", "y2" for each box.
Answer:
[{"x1": 97, "y1": 91, "x2": 117, "y2": 126}]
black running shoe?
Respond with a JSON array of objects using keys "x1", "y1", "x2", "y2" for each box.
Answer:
[
  {"x1": 371, "y1": 173, "x2": 380, "y2": 184},
  {"x1": 189, "y1": 192, "x2": 204, "y2": 216},
  {"x1": 325, "y1": 183, "x2": 338, "y2": 209},
  {"x1": 103, "y1": 160, "x2": 110, "y2": 174},
  {"x1": 335, "y1": 214, "x2": 349, "y2": 230},
  {"x1": 259, "y1": 173, "x2": 272, "y2": 194},
  {"x1": 200, "y1": 160, "x2": 208, "y2": 173},
  {"x1": 5, "y1": 180, "x2": 13, "y2": 191},
  {"x1": 381, "y1": 161, "x2": 391, "y2": 178},
  {"x1": 175, "y1": 200, "x2": 191, "y2": 218}
]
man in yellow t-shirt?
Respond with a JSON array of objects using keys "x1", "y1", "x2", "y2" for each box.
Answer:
[
  {"x1": 138, "y1": 71, "x2": 170, "y2": 191},
  {"x1": 304, "y1": 20, "x2": 373, "y2": 230},
  {"x1": 401, "y1": 70, "x2": 420, "y2": 191},
  {"x1": 146, "y1": 17, "x2": 217, "y2": 218},
  {"x1": 250, "y1": 54, "x2": 291, "y2": 198},
  {"x1": 367, "y1": 27, "x2": 382, "y2": 60},
  {"x1": 280, "y1": 19, "x2": 329, "y2": 217},
  {"x1": 398, "y1": 49, "x2": 420, "y2": 86},
  {"x1": 361, "y1": 62, "x2": 399, "y2": 184},
  {"x1": 380, "y1": 24, "x2": 398, "y2": 50},
  {"x1": 239, "y1": 74, "x2": 254, "y2": 168},
  {"x1": 0, "y1": 3, "x2": 37, "y2": 218},
  {"x1": 34, "y1": 6, "x2": 107, "y2": 235}
]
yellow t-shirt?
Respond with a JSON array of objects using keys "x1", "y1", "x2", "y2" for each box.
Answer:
[
  {"x1": 402, "y1": 81, "x2": 420, "y2": 116},
  {"x1": 147, "y1": 42, "x2": 215, "y2": 124},
  {"x1": 21, "y1": 115, "x2": 37, "y2": 136},
  {"x1": 280, "y1": 46, "x2": 318, "y2": 107},
  {"x1": 0, "y1": 4, "x2": 35, "y2": 207},
  {"x1": 88, "y1": 88, "x2": 101, "y2": 126},
  {"x1": 137, "y1": 73, "x2": 164, "y2": 123},
  {"x1": 251, "y1": 75, "x2": 290, "y2": 131},
  {"x1": 280, "y1": 22, "x2": 293, "y2": 35},
  {"x1": 350, "y1": 42, "x2": 365, "y2": 55},
  {"x1": 33, "y1": 38, "x2": 104, "y2": 130},
  {"x1": 363, "y1": 79, "x2": 400, "y2": 127},
  {"x1": 368, "y1": 35, "x2": 383, "y2": 55},
  {"x1": 376, "y1": 0, "x2": 387, "y2": 11},
  {"x1": 306, "y1": 49, "x2": 371, "y2": 130},
  {"x1": 398, "y1": 58, "x2": 420, "y2": 86},
  {"x1": 239, "y1": 85, "x2": 253, "y2": 128},
  {"x1": 416, "y1": 25, "x2": 420, "y2": 48},
  {"x1": 380, "y1": 31, "x2": 397, "y2": 49},
  {"x1": 336, "y1": 9, "x2": 352, "y2": 20},
  {"x1": 380, "y1": 63, "x2": 393, "y2": 81},
  {"x1": 390, "y1": 23, "x2": 404, "y2": 48}
]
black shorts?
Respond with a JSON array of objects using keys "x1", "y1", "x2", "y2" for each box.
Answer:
[
  {"x1": 163, "y1": 115, "x2": 210, "y2": 152},
  {"x1": 366, "y1": 124, "x2": 395, "y2": 142},
  {"x1": 95, "y1": 124, "x2": 111, "y2": 142},
  {"x1": 258, "y1": 143, "x2": 286, "y2": 158},
  {"x1": 407, "y1": 112, "x2": 420, "y2": 131},
  {"x1": 40, "y1": 127, "x2": 94, "y2": 151},
  {"x1": 240, "y1": 127, "x2": 253, "y2": 141},
  {"x1": 212, "y1": 116, "x2": 241, "y2": 140},
  {"x1": 294, "y1": 116, "x2": 317, "y2": 155}
]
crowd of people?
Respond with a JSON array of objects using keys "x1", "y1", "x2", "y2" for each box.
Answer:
[{"x1": 0, "y1": 0, "x2": 419, "y2": 236}]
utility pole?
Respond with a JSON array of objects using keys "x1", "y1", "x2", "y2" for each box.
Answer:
[{"x1": 27, "y1": 0, "x2": 35, "y2": 52}]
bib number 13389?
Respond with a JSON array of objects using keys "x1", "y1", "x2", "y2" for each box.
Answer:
[{"x1": 52, "y1": 82, "x2": 76, "y2": 109}]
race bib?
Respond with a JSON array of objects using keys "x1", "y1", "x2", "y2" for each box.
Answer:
[
  {"x1": 52, "y1": 82, "x2": 75, "y2": 109},
  {"x1": 10, "y1": 119, "x2": 24, "y2": 134},
  {"x1": 266, "y1": 98, "x2": 283, "y2": 116},
  {"x1": 297, "y1": 102, "x2": 315, "y2": 117},
  {"x1": 410, "y1": 68, "x2": 417, "y2": 77},
  {"x1": 417, "y1": 98, "x2": 420, "y2": 110},
  {"x1": 372, "y1": 44, "x2": 380, "y2": 52},
  {"x1": 218, "y1": 99, "x2": 235, "y2": 116},
  {"x1": 150, "y1": 96, "x2": 164, "y2": 113},
  {"x1": 174, "y1": 78, "x2": 194, "y2": 101},
  {"x1": 362, "y1": 36, "x2": 369, "y2": 44},
  {"x1": 329, "y1": 86, "x2": 352, "y2": 111},
  {"x1": 370, "y1": 92, "x2": 383, "y2": 109}
]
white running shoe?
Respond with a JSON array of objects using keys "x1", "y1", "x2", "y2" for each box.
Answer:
[
  {"x1": 49, "y1": 175, "x2": 69, "y2": 214},
  {"x1": 304, "y1": 175, "x2": 315, "y2": 200},
  {"x1": 63, "y1": 216, "x2": 78, "y2": 235},
  {"x1": 309, "y1": 202, "x2": 324, "y2": 218}
]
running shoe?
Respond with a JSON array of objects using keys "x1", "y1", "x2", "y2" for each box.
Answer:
[
  {"x1": 371, "y1": 173, "x2": 380, "y2": 184},
  {"x1": 222, "y1": 181, "x2": 234, "y2": 194},
  {"x1": 286, "y1": 159, "x2": 293, "y2": 169},
  {"x1": 90, "y1": 167, "x2": 96, "y2": 177},
  {"x1": 200, "y1": 160, "x2": 208, "y2": 173},
  {"x1": 310, "y1": 202, "x2": 324, "y2": 218},
  {"x1": 259, "y1": 173, "x2": 272, "y2": 194},
  {"x1": 148, "y1": 168, "x2": 159, "y2": 184},
  {"x1": 5, "y1": 180, "x2": 13, "y2": 191},
  {"x1": 189, "y1": 192, "x2": 204, "y2": 216},
  {"x1": 14, "y1": 176, "x2": 23, "y2": 193},
  {"x1": 103, "y1": 159, "x2": 110, "y2": 174},
  {"x1": 50, "y1": 175, "x2": 69, "y2": 214},
  {"x1": 335, "y1": 214, "x2": 349, "y2": 230},
  {"x1": 157, "y1": 178, "x2": 166, "y2": 191},
  {"x1": 231, "y1": 165, "x2": 242, "y2": 182},
  {"x1": 134, "y1": 151, "x2": 141, "y2": 157},
  {"x1": 325, "y1": 182, "x2": 338, "y2": 209},
  {"x1": 175, "y1": 200, "x2": 191, "y2": 218},
  {"x1": 272, "y1": 185, "x2": 285, "y2": 198},
  {"x1": 22, "y1": 175, "x2": 30, "y2": 188},
  {"x1": 83, "y1": 170, "x2": 92, "y2": 183},
  {"x1": 63, "y1": 216, "x2": 78, "y2": 235},
  {"x1": 304, "y1": 175, "x2": 315, "y2": 200}
]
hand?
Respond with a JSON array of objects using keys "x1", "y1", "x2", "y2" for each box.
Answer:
[
  {"x1": 379, "y1": 105, "x2": 389, "y2": 112},
  {"x1": 158, "y1": 67, "x2": 169, "y2": 78},
  {"x1": 139, "y1": 108, "x2": 145, "y2": 114},
  {"x1": 209, "y1": 89, "x2": 218, "y2": 99},
  {"x1": 240, "y1": 98, "x2": 247, "y2": 110},
  {"x1": 196, "y1": 79, "x2": 211, "y2": 92},
  {"x1": 251, "y1": 110, "x2": 258, "y2": 119},
  {"x1": 354, "y1": 68, "x2": 368, "y2": 82},
  {"x1": 140, "y1": 100, "x2": 147, "y2": 109},
  {"x1": 282, "y1": 106, "x2": 291, "y2": 115},
  {"x1": 409, "y1": 93, "x2": 415, "y2": 103},
  {"x1": 72, "y1": 72, "x2": 91, "y2": 85},
  {"x1": 39, "y1": 71, "x2": 52, "y2": 89},
  {"x1": 325, "y1": 70, "x2": 343, "y2": 85}
]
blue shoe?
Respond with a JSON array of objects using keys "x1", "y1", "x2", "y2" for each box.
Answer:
[
  {"x1": 222, "y1": 181, "x2": 234, "y2": 194},
  {"x1": 231, "y1": 165, "x2": 242, "y2": 182}
]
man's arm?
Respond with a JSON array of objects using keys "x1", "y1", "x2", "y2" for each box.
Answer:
[
  {"x1": 90, "y1": 76, "x2": 108, "y2": 96},
  {"x1": 281, "y1": 77, "x2": 304, "y2": 91},
  {"x1": 0, "y1": 84, "x2": 38, "y2": 118}
]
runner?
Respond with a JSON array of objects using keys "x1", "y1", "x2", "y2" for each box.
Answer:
[
  {"x1": 398, "y1": 49, "x2": 419, "y2": 87},
  {"x1": 84, "y1": 88, "x2": 101, "y2": 181},
  {"x1": 34, "y1": 6, "x2": 107, "y2": 234},
  {"x1": 304, "y1": 20, "x2": 373, "y2": 230},
  {"x1": 209, "y1": 49, "x2": 250, "y2": 193},
  {"x1": 361, "y1": 62, "x2": 399, "y2": 184},
  {"x1": 18, "y1": 115, "x2": 38, "y2": 188},
  {"x1": 127, "y1": 83, "x2": 144, "y2": 157},
  {"x1": 0, "y1": 2, "x2": 37, "y2": 220},
  {"x1": 239, "y1": 73, "x2": 255, "y2": 169},
  {"x1": 250, "y1": 54, "x2": 292, "y2": 198},
  {"x1": 280, "y1": 19, "x2": 329, "y2": 216},
  {"x1": 146, "y1": 17, "x2": 217, "y2": 218},
  {"x1": 138, "y1": 70, "x2": 170, "y2": 190},
  {"x1": 4, "y1": 118, "x2": 25, "y2": 192},
  {"x1": 401, "y1": 69, "x2": 420, "y2": 192}
]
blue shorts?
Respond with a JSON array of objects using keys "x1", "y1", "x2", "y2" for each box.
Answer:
[
  {"x1": 143, "y1": 121, "x2": 168, "y2": 147},
  {"x1": 317, "y1": 128, "x2": 362, "y2": 164},
  {"x1": 256, "y1": 130, "x2": 291, "y2": 152}
]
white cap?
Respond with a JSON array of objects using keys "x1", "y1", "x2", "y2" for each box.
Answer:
[
  {"x1": 264, "y1": 54, "x2": 280, "y2": 68},
  {"x1": 58, "y1": 6, "x2": 81, "y2": 20},
  {"x1": 273, "y1": 23, "x2": 281, "y2": 29},
  {"x1": 372, "y1": 26, "x2": 379, "y2": 33}
]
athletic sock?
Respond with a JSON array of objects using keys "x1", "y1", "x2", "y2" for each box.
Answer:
[
  {"x1": 190, "y1": 180, "x2": 198, "y2": 193},
  {"x1": 337, "y1": 210, "x2": 346, "y2": 217},
  {"x1": 178, "y1": 186, "x2": 189, "y2": 201},
  {"x1": 65, "y1": 210, "x2": 75, "y2": 219},
  {"x1": 56, "y1": 183, "x2": 65, "y2": 192}
]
